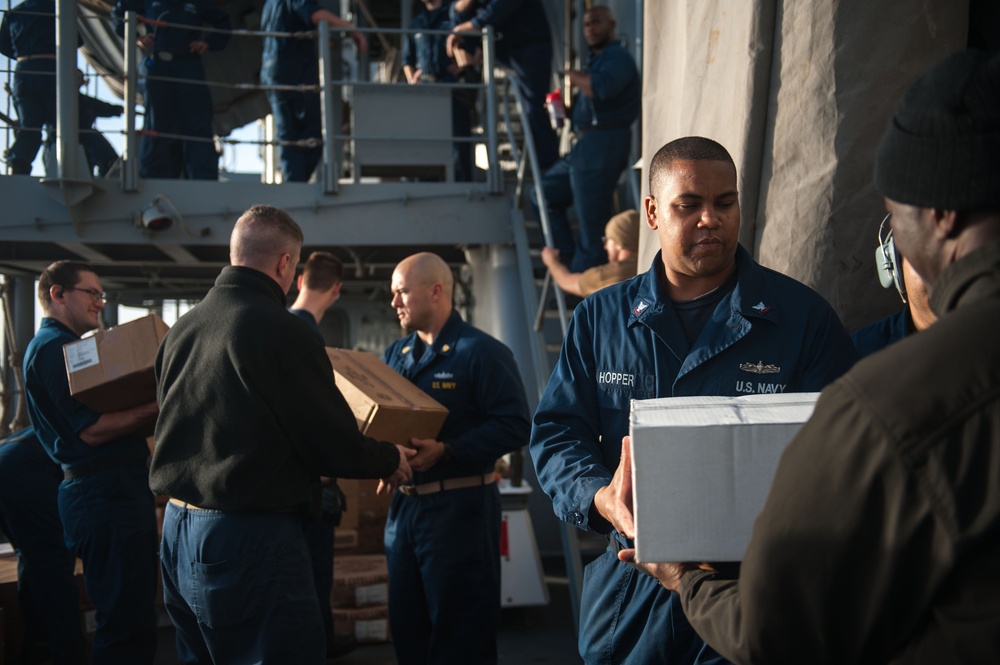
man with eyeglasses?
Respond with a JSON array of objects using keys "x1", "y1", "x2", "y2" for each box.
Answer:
[{"x1": 22, "y1": 260, "x2": 159, "y2": 664}]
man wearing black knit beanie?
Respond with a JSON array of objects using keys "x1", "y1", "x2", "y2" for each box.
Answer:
[{"x1": 615, "y1": 50, "x2": 1000, "y2": 665}]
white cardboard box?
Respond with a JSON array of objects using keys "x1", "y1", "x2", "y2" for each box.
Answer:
[{"x1": 630, "y1": 392, "x2": 819, "y2": 563}]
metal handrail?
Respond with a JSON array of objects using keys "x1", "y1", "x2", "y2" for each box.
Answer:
[{"x1": 505, "y1": 76, "x2": 569, "y2": 335}]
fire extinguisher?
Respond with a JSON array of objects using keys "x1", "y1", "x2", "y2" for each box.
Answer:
[{"x1": 546, "y1": 89, "x2": 566, "y2": 130}]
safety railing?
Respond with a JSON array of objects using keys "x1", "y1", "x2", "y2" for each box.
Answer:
[{"x1": 2, "y1": 2, "x2": 503, "y2": 193}]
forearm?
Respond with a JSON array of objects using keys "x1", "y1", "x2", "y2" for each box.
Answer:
[
  {"x1": 333, "y1": 434, "x2": 400, "y2": 479},
  {"x1": 548, "y1": 262, "x2": 583, "y2": 297},
  {"x1": 530, "y1": 419, "x2": 613, "y2": 530},
  {"x1": 79, "y1": 401, "x2": 158, "y2": 446},
  {"x1": 677, "y1": 572, "x2": 751, "y2": 665},
  {"x1": 568, "y1": 70, "x2": 593, "y2": 98},
  {"x1": 311, "y1": 8, "x2": 353, "y2": 30}
]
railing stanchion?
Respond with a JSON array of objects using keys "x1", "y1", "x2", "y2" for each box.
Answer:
[
  {"x1": 55, "y1": 0, "x2": 80, "y2": 181},
  {"x1": 123, "y1": 11, "x2": 139, "y2": 191},
  {"x1": 482, "y1": 26, "x2": 500, "y2": 194},
  {"x1": 318, "y1": 21, "x2": 339, "y2": 194}
]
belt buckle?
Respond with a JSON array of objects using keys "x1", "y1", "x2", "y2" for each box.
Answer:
[{"x1": 399, "y1": 485, "x2": 417, "y2": 497}]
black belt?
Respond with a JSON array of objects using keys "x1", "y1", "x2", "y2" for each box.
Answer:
[{"x1": 63, "y1": 456, "x2": 148, "y2": 480}]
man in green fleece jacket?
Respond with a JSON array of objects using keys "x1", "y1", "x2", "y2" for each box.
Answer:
[{"x1": 152, "y1": 204, "x2": 413, "y2": 663}]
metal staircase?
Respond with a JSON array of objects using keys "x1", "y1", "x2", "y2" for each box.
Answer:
[{"x1": 492, "y1": 73, "x2": 596, "y2": 632}]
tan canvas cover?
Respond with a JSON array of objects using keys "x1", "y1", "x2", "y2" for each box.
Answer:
[{"x1": 639, "y1": 0, "x2": 968, "y2": 329}]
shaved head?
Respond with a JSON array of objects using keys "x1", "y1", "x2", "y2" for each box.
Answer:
[
  {"x1": 390, "y1": 252, "x2": 454, "y2": 339},
  {"x1": 395, "y1": 252, "x2": 454, "y2": 301}
]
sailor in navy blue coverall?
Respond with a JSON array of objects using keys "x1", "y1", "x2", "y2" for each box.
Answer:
[
  {"x1": 382, "y1": 252, "x2": 530, "y2": 665},
  {"x1": 288, "y1": 250, "x2": 358, "y2": 659},
  {"x1": 403, "y1": 0, "x2": 475, "y2": 182},
  {"x1": 113, "y1": 0, "x2": 230, "y2": 179},
  {"x1": 0, "y1": 0, "x2": 58, "y2": 174},
  {"x1": 537, "y1": 6, "x2": 639, "y2": 273},
  {"x1": 449, "y1": 0, "x2": 557, "y2": 170},
  {"x1": 261, "y1": 0, "x2": 365, "y2": 182},
  {"x1": 77, "y1": 88, "x2": 124, "y2": 177},
  {"x1": 0, "y1": 426, "x2": 87, "y2": 664},
  {"x1": 22, "y1": 261, "x2": 159, "y2": 664},
  {"x1": 529, "y1": 138, "x2": 858, "y2": 665},
  {"x1": 852, "y1": 255, "x2": 936, "y2": 358}
]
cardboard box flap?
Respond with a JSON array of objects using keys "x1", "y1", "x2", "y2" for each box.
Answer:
[
  {"x1": 325, "y1": 347, "x2": 448, "y2": 448},
  {"x1": 630, "y1": 393, "x2": 820, "y2": 428},
  {"x1": 326, "y1": 348, "x2": 445, "y2": 412},
  {"x1": 100, "y1": 315, "x2": 169, "y2": 380}
]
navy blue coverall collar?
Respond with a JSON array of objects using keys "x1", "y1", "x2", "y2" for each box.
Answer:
[
  {"x1": 627, "y1": 245, "x2": 783, "y2": 380},
  {"x1": 395, "y1": 309, "x2": 465, "y2": 376}
]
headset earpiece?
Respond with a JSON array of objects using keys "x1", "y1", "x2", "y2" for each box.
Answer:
[{"x1": 875, "y1": 213, "x2": 907, "y2": 303}]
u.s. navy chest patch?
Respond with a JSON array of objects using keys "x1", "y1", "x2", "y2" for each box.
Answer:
[{"x1": 723, "y1": 360, "x2": 787, "y2": 395}]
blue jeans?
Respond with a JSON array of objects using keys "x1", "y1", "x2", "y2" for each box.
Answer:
[
  {"x1": 161, "y1": 503, "x2": 325, "y2": 664},
  {"x1": 302, "y1": 514, "x2": 336, "y2": 648},
  {"x1": 538, "y1": 127, "x2": 632, "y2": 272},
  {"x1": 59, "y1": 467, "x2": 158, "y2": 665},
  {"x1": 0, "y1": 431, "x2": 86, "y2": 664},
  {"x1": 385, "y1": 485, "x2": 501, "y2": 665},
  {"x1": 141, "y1": 57, "x2": 218, "y2": 180},
  {"x1": 265, "y1": 86, "x2": 322, "y2": 182},
  {"x1": 6, "y1": 59, "x2": 57, "y2": 173},
  {"x1": 579, "y1": 546, "x2": 728, "y2": 665}
]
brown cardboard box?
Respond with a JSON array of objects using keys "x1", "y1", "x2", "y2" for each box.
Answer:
[
  {"x1": 63, "y1": 314, "x2": 169, "y2": 413},
  {"x1": 332, "y1": 554, "x2": 388, "y2": 609},
  {"x1": 333, "y1": 528, "x2": 358, "y2": 551},
  {"x1": 332, "y1": 605, "x2": 391, "y2": 643},
  {"x1": 325, "y1": 347, "x2": 448, "y2": 448}
]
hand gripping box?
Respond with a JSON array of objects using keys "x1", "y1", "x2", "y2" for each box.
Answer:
[
  {"x1": 325, "y1": 347, "x2": 448, "y2": 448},
  {"x1": 630, "y1": 392, "x2": 820, "y2": 563},
  {"x1": 63, "y1": 314, "x2": 169, "y2": 413}
]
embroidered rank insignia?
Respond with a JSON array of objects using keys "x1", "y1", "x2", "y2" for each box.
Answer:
[
  {"x1": 740, "y1": 361, "x2": 780, "y2": 374},
  {"x1": 633, "y1": 301, "x2": 649, "y2": 315},
  {"x1": 752, "y1": 301, "x2": 772, "y2": 314}
]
